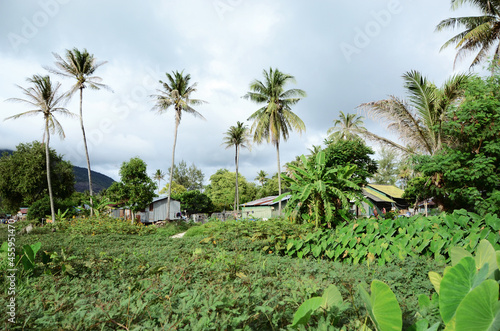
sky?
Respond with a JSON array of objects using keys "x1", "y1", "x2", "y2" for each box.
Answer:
[{"x1": 0, "y1": 0, "x2": 485, "y2": 187}]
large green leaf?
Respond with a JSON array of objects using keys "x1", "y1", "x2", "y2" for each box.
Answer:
[
  {"x1": 320, "y1": 284, "x2": 343, "y2": 310},
  {"x1": 291, "y1": 297, "x2": 323, "y2": 327},
  {"x1": 439, "y1": 257, "x2": 488, "y2": 324},
  {"x1": 455, "y1": 280, "x2": 500, "y2": 331},
  {"x1": 428, "y1": 272, "x2": 442, "y2": 295},
  {"x1": 474, "y1": 240, "x2": 498, "y2": 278},
  {"x1": 359, "y1": 280, "x2": 402, "y2": 331},
  {"x1": 450, "y1": 246, "x2": 472, "y2": 266}
]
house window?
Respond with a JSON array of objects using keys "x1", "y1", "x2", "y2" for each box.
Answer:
[{"x1": 149, "y1": 204, "x2": 153, "y2": 212}]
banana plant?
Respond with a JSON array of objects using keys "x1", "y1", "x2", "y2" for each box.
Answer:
[{"x1": 276, "y1": 151, "x2": 369, "y2": 228}]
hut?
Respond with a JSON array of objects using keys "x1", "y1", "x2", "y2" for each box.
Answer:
[{"x1": 240, "y1": 195, "x2": 291, "y2": 219}]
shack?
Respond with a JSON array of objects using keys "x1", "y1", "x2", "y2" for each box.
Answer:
[{"x1": 240, "y1": 195, "x2": 291, "y2": 219}]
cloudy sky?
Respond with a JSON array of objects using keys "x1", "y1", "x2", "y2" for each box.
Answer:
[{"x1": 0, "y1": 0, "x2": 483, "y2": 186}]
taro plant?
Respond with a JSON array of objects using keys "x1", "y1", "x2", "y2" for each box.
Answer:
[
  {"x1": 276, "y1": 151, "x2": 368, "y2": 228},
  {"x1": 291, "y1": 239, "x2": 500, "y2": 331}
]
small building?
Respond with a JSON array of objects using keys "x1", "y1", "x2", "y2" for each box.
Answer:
[
  {"x1": 138, "y1": 196, "x2": 181, "y2": 223},
  {"x1": 110, "y1": 197, "x2": 181, "y2": 223},
  {"x1": 240, "y1": 195, "x2": 291, "y2": 219},
  {"x1": 356, "y1": 184, "x2": 409, "y2": 217}
]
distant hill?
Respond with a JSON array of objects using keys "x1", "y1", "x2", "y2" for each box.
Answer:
[
  {"x1": 1, "y1": 149, "x2": 115, "y2": 193},
  {"x1": 73, "y1": 166, "x2": 115, "y2": 193}
]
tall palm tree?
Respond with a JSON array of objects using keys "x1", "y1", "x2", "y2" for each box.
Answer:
[
  {"x1": 243, "y1": 68, "x2": 306, "y2": 213},
  {"x1": 152, "y1": 70, "x2": 206, "y2": 219},
  {"x1": 436, "y1": 0, "x2": 500, "y2": 68},
  {"x1": 358, "y1": 70, "x2": 470, "y2": 155},
  {"x1": 222, "y1": 121, "x2": 251, "y2": 212},
  {"x1": 326, "y1": 111, "x2": 366, "y2": 142},
  {"x1": 153, "y1": 169, "x2": 166, "y2": 194},
  {"x1": 5, "y1": 75, "x2": 74, "y2": 223},
  {"x1": 46, "y1": 48, "x2": 108, "y2": 215},
  {"x1": 255, "y1": 170, "x2": 268, "y2": 186}
]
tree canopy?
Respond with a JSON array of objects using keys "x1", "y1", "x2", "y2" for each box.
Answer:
[
  {"x1": 169, "y1": 160, "x2": 205, "y2": 191},
  {"x1": 323, "y1": 140, "x2": 378, "y2": 187},
  {"x1": 107, "y1": 157, "x2": 157, "y2": 217},
  {"x1": 404, "y1": 73, "x2": 500, "y2": 215},
  {"x1": 205, "y1": 169, "x2": 257, "y2": 212},
  {"x1": 0, "y1": 141, "x2": 74, "y2": 213}
]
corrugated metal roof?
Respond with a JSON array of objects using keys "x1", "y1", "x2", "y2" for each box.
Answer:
[
  {"x1": 367, "y1": 184, "x2": 405, "y2": 199},
  {"x1": 241, "y1": 195, "x2": 291, "y2": 207},
  {"x1": 152, "y1": 196, "x2": 179, "y2": 203},
  {"x1": 363, "y1": 187, "x2": 395, "y2": 203}
]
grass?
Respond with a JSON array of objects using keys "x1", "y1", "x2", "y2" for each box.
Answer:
[{"x1": 0, "y1": 218, "x2": 443, "y2": 330}]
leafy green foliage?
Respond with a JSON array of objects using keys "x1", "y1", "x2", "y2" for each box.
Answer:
[
  {"x1": 205, "y1": 169, "x2": 257, "y2": 211},
  {"x1": 168, "y1": 160, "x2": 205, "y2": 191},
  {"x1": 27, "y1": 195, "x2": 78, "y2": 221},
  {"x1": 172, "y1": 190, "x2": 214, "y2": 215},
  {"x1": 282, "y1": 210, "x2": 500, "y2": 265},
  {"x1": 359, "y1": 280, "x2": 402, "y2": 331},
  {"x1": 323, "y1": 139, "x2": 378, "y2": 187},
  {"x1": 405, "y1": 74, "x2": 500, "y2": 216},
  {"x1": 0, "y1": 226, "x2": 439, "y2": 330},
  {"x1": 0, "y1": 141, "x2": 75, "y2": 212},
  {"x1": 279, "y1": 151, "x2": 367, "y2": 228},
  {"x1": 426, "y1": 239, "x2": 500, "y2": 330},
  {"x1": 107, "y1": 157, "x2": 156, "y2": 216},
  {"x1": 56, "y1": 216, "x2": 156, "y2": 235}
]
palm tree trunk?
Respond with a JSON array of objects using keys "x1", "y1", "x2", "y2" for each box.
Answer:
[
  {"x1": 79, "y1": 88, "x2": 94, "y2": 216},
  {"x1": 45, "y1": 119, "x2": 56, "y2": 224},
  {"x1": 167, "y1": 115, "x2": 180, "y2": 220},
  {"x1": 235, "y1": 144, "x2": 239, "y2": 213},
  {"x1": 276, "y1": 141, "x2": 282, "y2": 214}
]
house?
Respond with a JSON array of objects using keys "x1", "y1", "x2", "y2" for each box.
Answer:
[
  {"x1": 356, "y1": 184, "x2": 409, "y2": 217},
  {"x1": 110, "y1": 197, "x2": 181, "y2": 223},
  {"x1": 137, "y1": 196, "x2": 181, "y2": 223},
  {"x1": 240, "y1": 195, "x2": 291, "y2": 219}
]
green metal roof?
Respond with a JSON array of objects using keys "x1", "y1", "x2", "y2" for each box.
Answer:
[
  {"x1": 363, "y1": 187, "x2": 395, "y2": 203},
  {"x1": 367, "y1": 184, "x2": 405, "y2": 199}
]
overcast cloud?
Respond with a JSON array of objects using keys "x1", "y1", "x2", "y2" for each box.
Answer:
[{"x1": 0, "y1": 0, "x2": 482, "y2": 186}]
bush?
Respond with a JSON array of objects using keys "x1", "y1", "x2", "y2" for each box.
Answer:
[{"x1": 27, "y1": 196, "x2": 78, "y2": 221}]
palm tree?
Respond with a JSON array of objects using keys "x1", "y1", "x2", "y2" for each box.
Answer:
[
  {"x1": 222, "y1": 121, "x2": 251, "y2": 212},
  {"x1": 5, "y1": 75, "x2": 74, "y2": 223},
  {"x1": 358, "y1": 70, "x2": 470, "y2": 155},
  {"x1": 326, "y1": 111, "x2": 366, "y2": 142},
  {"x1": 152, "y1": 70, "x2": 206, "y2": 219},
  {"x1": 243, "y1": 68, "x2": 306, "y2": 214},
  {"x1": 255, "y1": 170, "x2": 268, "y2": 186},
  {"x1": 436, "y1": 0, "x2": 500, "y2": 68},
  {"x1": 153, "y1": 169, "x2": 166, "y2": 194},
  {"x1": 46, "y1": 48, "x2": 108, "y2": 214},
  {"x1": 307, "y1": 144, "x2": 322, "y2": 157}
]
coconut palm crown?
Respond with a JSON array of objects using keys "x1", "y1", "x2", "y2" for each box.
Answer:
[
  {"x1": 46, "y1": 48, "x2": 109, "y2": 213},
  {"x1": 358, "y1": 70, "x2": 470, "y2": 155},
  {"x1": 243, "y1": 68, "x2": 306, "y2": 213},
  {"x1": 222, "y1": 121, "x2": 251, "y2": 212},
  {"x1": 152, "y1": 70, "x2": 206, "y2": 219},
  {"x1": 5, "y1": 75, "x2": 75, "y2": 223},
  {"x1": 436, "y1": 0, "x2": 500, "y2": 68}
]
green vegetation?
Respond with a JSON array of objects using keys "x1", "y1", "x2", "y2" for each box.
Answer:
[
  {"x1": 47, "y1": 47, "x2": 109, "y2": 202},
  {"x1": 107, "y1": 157, "x2": 157, "y2": 220},
  {"x1": 278, "y1": 151, "x2": 366, "y2": 228},
  {"x1": 244, "y1": 67, "x2": 307, "y2": 213},
  {"x1": 205, "y1": 169, "x2": 258, "y2": 211},
  {"x1": 5, "y1": 75, "x2": 75, "y2": 223},
  {"x1": 0, "y1": 142, "x2": 74, "y2": 214}
]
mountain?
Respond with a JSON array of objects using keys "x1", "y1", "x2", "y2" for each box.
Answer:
[
  {"x1": 73, "y1": 166, "x2": 115, "y2": 193},
  {"x1": 1, "y1": 149, "x2": 115, "y2": 192}
]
